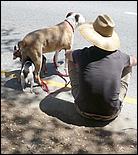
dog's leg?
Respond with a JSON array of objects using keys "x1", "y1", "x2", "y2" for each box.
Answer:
[
  {"x1": 43, "y1": 55, "x2": 48, "y2": 73},
  {"x1": 64, "y1": 49, "x2": 68, "y2": 75},
  {"x1": 20, "y1": 74, "x2": 25, "y2": 91},
  {"x1": 54, "y1": 49, "x2": 69, "y2": 76},
  {"x1": 41, "y1": 55, "x2": 47, "y2": 77},
  {"x1": 35, "y1": 67, "x2": 42, "y2": 85},
  {"x1": 54, "y1": 51, "x2": 59, "y2": 67},
  {"x1": 32, "y1": 54, "x2": 42, "y2": 85},
  {"x1": 64, "y1": 49, "x2": 73, "y2": 76},
  {"x1": 30, "y1": 80, "x2": 34, "y2": 93}
]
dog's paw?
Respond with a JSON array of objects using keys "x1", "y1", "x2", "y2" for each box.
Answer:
[
  {"x1": 30, "y1": 89, "x2": 33, "y2": 93},
  {"x1": 64, "y1": 68, "x2": 69, "y2": 76}
]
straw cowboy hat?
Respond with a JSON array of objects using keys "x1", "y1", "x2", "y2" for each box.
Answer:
[{"x1": 78, "y1": 14, "x2": 120, "y2": 51}]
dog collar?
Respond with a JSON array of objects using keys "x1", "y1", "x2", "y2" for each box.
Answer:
[{"x1": 64, "y1": 20, "x2": 74, "y2": 33}]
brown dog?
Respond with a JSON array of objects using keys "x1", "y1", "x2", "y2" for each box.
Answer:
[
  {"x1": 15, "y1": 12, "x2": 85, "y2": 85},
  {"x1": 13, "y1": 47, "x2": 48, "y2": 76}
]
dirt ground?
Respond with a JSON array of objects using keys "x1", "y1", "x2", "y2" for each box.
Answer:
[{"x1": 1, "y1": 77, "x2": 137, "y2": 154}]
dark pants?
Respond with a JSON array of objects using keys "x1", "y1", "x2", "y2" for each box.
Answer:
[{"x1": 68, "y1": 60, "x2": 132, "y2": 121}]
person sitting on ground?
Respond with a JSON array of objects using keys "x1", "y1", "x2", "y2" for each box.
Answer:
[{"x1": 65, "y1": 14, "x2": 137, "y2": 121}]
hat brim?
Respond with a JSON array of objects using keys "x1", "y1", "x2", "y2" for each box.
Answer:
[{"x1": 78, "y1": 23, "x2": 120, "y2": 51}]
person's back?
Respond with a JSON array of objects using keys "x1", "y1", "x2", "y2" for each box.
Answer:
[
  {"x1": 66, "y1": 14, "x2": 137, "y2": 121},
  {"x1": 74, "y1": 46, "x2": 129, "y2": 116}
]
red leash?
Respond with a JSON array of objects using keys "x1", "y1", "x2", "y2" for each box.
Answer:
[
  {"x1": 41, "y1": 79, "x2": 50, "y2": 93},
  {"x1": 53, "y1": 50, "x2": 69, "y2": 77},
  {"x1": 41, "y1": 50, "x2": 70, "y2": 93},
  {"x1": 53, "y1": 51, "x2": 69, "y2": 85}
]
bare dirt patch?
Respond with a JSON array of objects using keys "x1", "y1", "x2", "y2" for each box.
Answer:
[{"x1": 1, "y1": 93, "x2": 137, "y2": 154}]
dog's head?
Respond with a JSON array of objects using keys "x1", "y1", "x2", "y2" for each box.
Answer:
[
  {"x1": 13, "y1": 45, "x2": 22, "y2": 60},
  {"x1": 65, "y1": 12, "x2": 85, "y2": 28},
  {"x1": 21, "y1": 61, "x2": 35, "y2": 79}
]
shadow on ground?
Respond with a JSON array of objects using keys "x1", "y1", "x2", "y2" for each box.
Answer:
[
  {"x1": 1, "y1": 95, "x2": 137, "y2": 154},
  {"x1": 39, "y1": 94, "x2": 114, "y2": 127},
  {"x1": 2, "y1": 59, "x2": 69, "y2": 93},
  {"x1": 1, "y1": 70, "x2": 137, "y2": 154},
  {"x1": 2, "y1": 70, "x2": 22, "y2": 91},
  {"x1": 1, "y1": 28, "x2": 20, "y2": 52}
]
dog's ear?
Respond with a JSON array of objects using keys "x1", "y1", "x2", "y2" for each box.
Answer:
[
  {"x1": 75, "y1": 14, "x2": 80, "y2": 22},
  {"x1": 14, "y1": 45, "x2": 17, "y2": 51},
  {"x1": 66, "y1": 12, "x2": 74, "y2": 18}
]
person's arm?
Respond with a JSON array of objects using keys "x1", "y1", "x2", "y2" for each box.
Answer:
[
  {"x1": 65, "y1": 50, "x2": 73, "y2": 61},
  {"x1": 130, "y1": 55, "x2": 137, "y2": 66}
]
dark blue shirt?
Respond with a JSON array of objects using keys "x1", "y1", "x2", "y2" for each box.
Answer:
[{"x1": 72, "y1": 46, "x2": 130, "y2": 116}]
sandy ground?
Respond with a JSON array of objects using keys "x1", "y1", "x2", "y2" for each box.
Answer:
[
  {"x1": 1, "y1": 74, "x2": 137, "y2": 154},
  {"x1": 1, "y1": 100, "x2": 137, "y2": 154}
]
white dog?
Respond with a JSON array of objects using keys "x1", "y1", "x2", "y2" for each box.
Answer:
[{"x1": 20, "y1": 61, "x2": 35, "y2": 93}]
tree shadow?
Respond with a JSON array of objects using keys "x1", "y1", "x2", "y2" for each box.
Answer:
[
  {"x1": 40, "y1": 62, "x2": 57, "y2": 77},
  {"x1": 2, "y1": 69, "x2": 21, "y2": 90},
  {"x1": 3, "y1": 60, "x2": 69, "y2": 91},
  {"x1": 39, "y1": 94, "x2": 114, "y2": 127},
  {"x1": 2, "y1": 76, "x2": 137, "y2": 154},
  {"x1": 1, "y1": 28, "x2": 20, "y2": 52},
  {"x1": 1, "y1": 28, "x2": 15, "y2": 36},
  {"x1": 4, "y1": 78, "x2": 22, "y2": 91},
  {"x1": 1, "y1": 38, "x2": 20, "y2": 46}
]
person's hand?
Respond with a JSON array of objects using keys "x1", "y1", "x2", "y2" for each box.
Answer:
[{"x1": 130, "y1": 55, "x2": 137, "y2": 66}]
